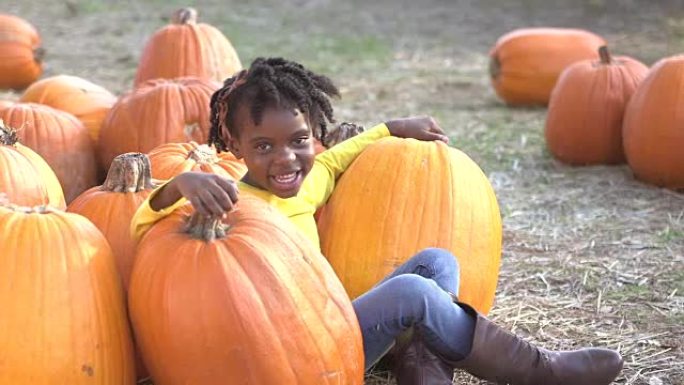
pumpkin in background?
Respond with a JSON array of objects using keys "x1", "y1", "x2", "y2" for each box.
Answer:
[
  {"x1": 20, "y1": 75, "x2": 117, "y2": 142},
  {"x1": 0, "y1": 119, "x2": 66, "y2": 209},
  {"x1": 545, "y1": 46, "x2": 649, "y2": 165},
  {"x1": 0, "y1": 203, "x2": 135, "y2": 384},
  {"x1": 134, "y1": 7, "x2": 242, "y2": 86},
  {"x1": 98, "y1": 77, "x2": 219, "y2": 170},
  {"x1": 129, "y1": 196, "x2": 364, "y2": 385},
  {"x1": 68, "y1": 153, "x2": 156, "y2": 289},
  {"x1": 1, "y1": 103, "x2": 98, "y2": 202},
  {"x1": 0, "y1": 14, "x2": 43, "y2": 90},
  {"x1": 623, "y1": 55, "x2": 684, "y2": 189},
  {"x1": 490, "y1": 28, "x2": 606, "y2": 106},
  {"x1": 318, "y1": 137, "x2": 502, "y2": 314},
  {"x1": 148, "y1": 141, "x2": 245, "y2": 181}
]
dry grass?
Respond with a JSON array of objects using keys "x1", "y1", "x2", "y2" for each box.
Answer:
[{"x1": 4, "y1": 0, "x2": 682, "y2": 384}]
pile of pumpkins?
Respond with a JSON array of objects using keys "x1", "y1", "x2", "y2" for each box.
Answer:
[
  {"x1": 0, "y1": 7, "x2": 503, "y2": 385},
  {"x1": 489, "y1": 27, "x2": 684, "y2": 190}
]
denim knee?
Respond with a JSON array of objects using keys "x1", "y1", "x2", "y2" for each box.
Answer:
[
  {"x1": 414, "y1": 248, "x2": 460, "y2": 279},
  {"x1": 379, "y1": 274, "x2": 442, "y2": 322}
]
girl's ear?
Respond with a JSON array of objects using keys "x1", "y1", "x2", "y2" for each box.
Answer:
[{"x1": 226, "y1": 135, "x2": 243, "y2": 159}]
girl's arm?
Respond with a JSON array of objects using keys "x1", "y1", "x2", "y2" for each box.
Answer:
[
  {"x1": 302, "y1": 116, "x2": 449, "y2": 207},
  {"x1": 130, "y1": 172, "x2": 239, "y2": 241}
]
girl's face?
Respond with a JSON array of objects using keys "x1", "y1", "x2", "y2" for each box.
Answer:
[{"x1": 227, "y1": 105, "x2": 315, "y2": 198}]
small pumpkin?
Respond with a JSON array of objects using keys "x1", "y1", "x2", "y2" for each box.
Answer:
[
  {"x1": 0, "y1": 14, "x2": 43, "y2": 90},
  {"x1": 98, "y1": 77, "x2": 219, "y2": 170},
  {"x1": 490, "y1": 28, "x2": 606, "y2": 106},
  {"x1": 0, "y1": 119, "x2": 66, "y2": 209},
  {"x1": 0, "y1": 203, "x2": 135, "y2": 384},
  {"x1": 20, "y1": 75, "x2": 117, "y2": 142},
  {"x1": 147, "y1": 141, "x2": 245, "y2": 181},
  {"x1": 129, "y1": 196, "x2": 364, "y2": 385},
  {"x1": 623, "y1": 55, "x2": 684, "y2": 189},
  {"x1": 0, "y1": 103, "x2": 97, "y2": 203},
  {"x1": 318, "y1": 137, "x2": 502, "y2": 315},
  {"x1": 545, "y1": 46, "x2": 649, "y2": 165},
  {"x1": 134, "y1": 7, "x2": 242, "y2": 86}
]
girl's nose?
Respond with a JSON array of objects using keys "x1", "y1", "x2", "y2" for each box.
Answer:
[{"x1": 275, "y1": 146, "x2": 297, "y2": 164}]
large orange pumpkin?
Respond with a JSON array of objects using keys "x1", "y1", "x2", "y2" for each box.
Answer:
[
  {"x1": 0, "y1": 14, "x2": 43, "y2": 90},
  {"x1": 545, "y1": 46, "x2": 649, "y2": 165},
  {"x1": 68, "y1": 153, "x2": 156, "y2": 289},
  {"x1": 490, "y1": 28, "x2": 606, "y2": 106},
  {"x1": 1, "y1": 103, "x2": 98, "y2": 202},
  {"x1": 20, "y1": 75, "x2": 117, "y2": 142},
  {"x1": 318, "y1": 137, "x2": 502, "y2": 315},
  {"x1": 129, "y1": 196, "x2": 364, "y2": 385},
  {"x1": 134, "y1": 7, "x2": 242, "y2": 86},
  {"x1": 0, "y1": 119, "x2": 66, "y2": 209},
  {"x1": 98, "y1": 77, "x2": 219, "y2": 170},
  {"x1": 148, "y1": 141, "x2": 246, "y2": 181},
  {"x1": 0, "y1": 203, "x2": 135, "y2": 384},
  {"x1": 623, "y1": 55, "x2": 684, "y2": 189}
]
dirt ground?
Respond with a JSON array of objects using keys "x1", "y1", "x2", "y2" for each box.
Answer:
[{"x1": 3, "y1": 0, "x2": 683, "y2": 384}]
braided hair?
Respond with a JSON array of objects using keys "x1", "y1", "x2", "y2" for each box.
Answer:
[{"x1": 208, "y1": 57, "x2": 340, "y2": 152}]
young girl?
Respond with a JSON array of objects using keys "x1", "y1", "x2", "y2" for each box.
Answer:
[{"x1": 131, "y1": 57, "x2": 623, "y2": 385}]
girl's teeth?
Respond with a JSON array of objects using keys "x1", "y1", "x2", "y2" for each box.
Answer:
[{"x1": 275, "y1": 172, "x2": 297, "y2": 183}]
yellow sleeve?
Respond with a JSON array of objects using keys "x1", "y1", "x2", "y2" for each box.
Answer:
[
  {"x1": 300, "y1": 123, "x2": 390, "y2": 207},
  {"x1": 130, "y1": 180, "x2": 188, "y2": 242}
]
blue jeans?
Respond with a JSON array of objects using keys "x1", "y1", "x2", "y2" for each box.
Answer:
[{"x1": 352, "y1": 248, "x2": 475, "y2": 371}]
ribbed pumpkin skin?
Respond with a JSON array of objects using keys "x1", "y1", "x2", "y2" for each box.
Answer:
[
  {"x1": 129, "y1": 197, "x2": 364, "y2": 385},
  {"x1": 98, "y1": 77, "x2": 219, "y2": 170},
  {"x1": 134, "y1": 7, "x2": 242, "y2": 86},
  {"x1": 318, "y1": 137, "x2": 502, "y2": 315},
  {"x1": 0, "y1": 103, "x2": 97, "y2": 202},
  {"x1": 0, "y1": 125, "x2": 66, "y2": 209},
  {"x1": 545, "y1": 51, "x2": 649, "y2": 165},
  {"x1": 0, "y1": 205, "x2": 135, "y2": 384},
  {"x1": 20, "y1": 75, "x2": 117, "y2": 142},
  {"x1": 148, "y1": 141, "x2": 246, "y2": 181},
  {"x1": 490, "y1": 28, "x2": 606, "y2": 106},
  {"x1": 0, "y1": 14, "x2": 42, "y2": 90},
  {"x1": 623, "y1": 55, "x2": 684, "y2": 189}
]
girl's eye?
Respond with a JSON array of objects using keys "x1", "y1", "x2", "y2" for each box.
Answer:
[
  {"x1": 255, "y1": 143, "x2": 271, "y2": 152},
  {"x1": 293, "y1": 136, "x2": 310, "y2": 145}
]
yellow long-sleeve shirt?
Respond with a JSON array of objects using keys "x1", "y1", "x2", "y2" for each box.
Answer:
[{"x1": 130, "y1": 123, "x2": 390, "y2": 249}]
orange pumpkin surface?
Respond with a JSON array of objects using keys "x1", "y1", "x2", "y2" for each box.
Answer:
[
  {"x1": 129, "y1": 196, "x2": 364, "y2": 385},
  {"x1": 0, "y1": 14, "x2": 43, "y2": 90},
  {"x1": 98, "y1": 77, "x2": 219, "y2": 170},
  {"x1": 623, "y1": 55, "x2": 684, "y2": 189},
  {"x1": 20, "y1": 75, "x2": 117, "y2": 142},
  {"x1": 148, "y1": 141, "x2": 246, "y2": 181},
  {"x1": 490, "y1": 28, "x2": 606, "y2": 106},
  {"x1": 318, "y1": 137, "x2": 502, "y2": 314},
  {"x1": 134, "y1": 7, "x2": 242, "y2": 86},
  {"x1": 545, "y1": 46, "x2": 648, "y2": 165},
  {"x1": 1, "y1": 102, "x2": 97, "y2": 202},
  {"x1": 0, "y1": 119, "x2": 66, "y2": 209},
  {"x1": 0, "y1": 203, "x2": 135, "y2": 384}
]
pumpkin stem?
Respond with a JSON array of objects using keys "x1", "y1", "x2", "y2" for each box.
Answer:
[
  {"x1": 0, "y1": 120, "x2": 19, "y2": 146},
  {"x1": 184, "y1": 212, "x2": 228, "y2": 241},
  {"x1": 172, "y1": 7, "x2": 198, "y2": 24},
  {"x1": 324, "y1": 122, "x2": 365, "y2": 147},
  {"x1": 188, "y1": 143, "x2": 220, "y2": 164},
  {"x1": 33, "y1": 46, "x2": 46, "y2": 64},
  {"x1": 489, "y1": 54, "x2": 501, "y2": 80},
  {"x1": 599, "y1": 46, "x2": 611, "y2": 64},
  {"x1": 102, "y1": 153, "x2": 155, "y2": 193}
]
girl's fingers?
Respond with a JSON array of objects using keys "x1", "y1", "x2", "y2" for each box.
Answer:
[
  {"x1": 189, "y1": 195, "x2": 210, "y2": 216},
  {"x1": 214, "y1": 177, "x2": 239, "y2": 204},
  {"x1": 207, "y1": 184, "x2": 234, "y2": 212},
  {"x1": 198, "y1": 190, "x2": 225, "y2": 217}
]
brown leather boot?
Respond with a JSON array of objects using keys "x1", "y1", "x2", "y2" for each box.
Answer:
[
  {"x1": 451, "y1": 303, "x2": 624, "y2": 385},
  {"x1": 392, "y1": 331, "x2": 454, "y2": 385}
]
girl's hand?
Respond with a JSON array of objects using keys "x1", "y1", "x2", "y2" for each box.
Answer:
[
  {"x1": 385, "y1": 116, "x2": 449, "y2": 143},
  {"x1": 150, "y1": 172, "x2": 239, "y2": 217}
]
